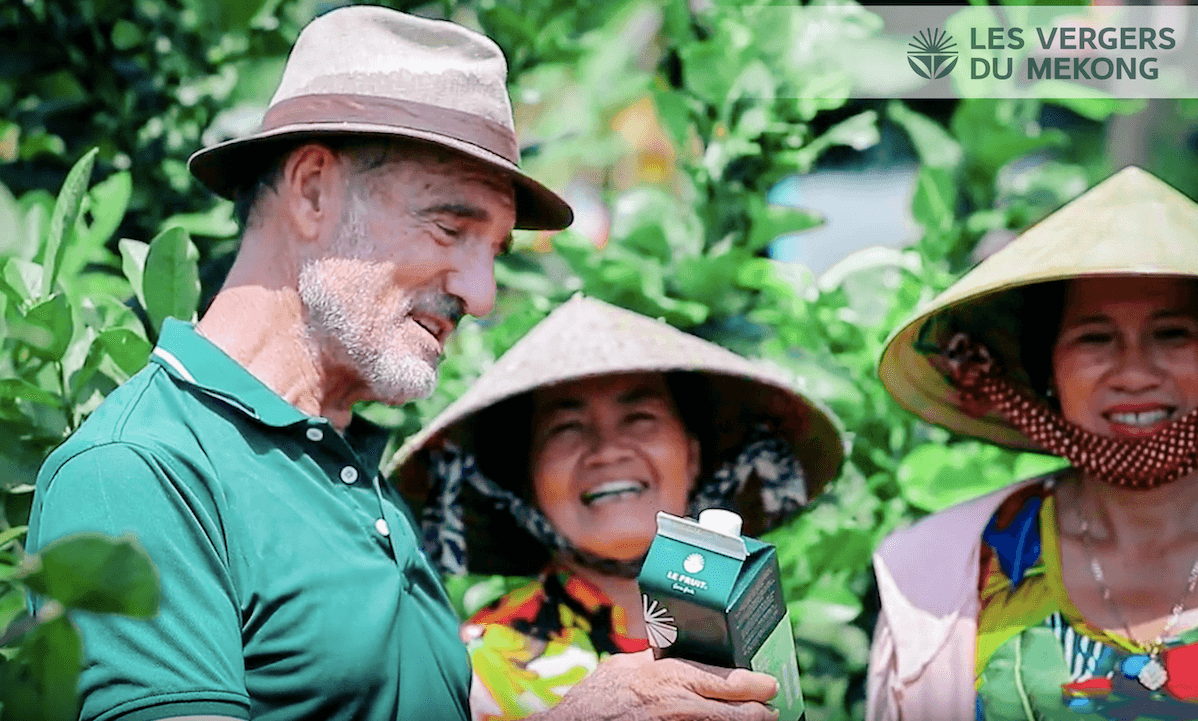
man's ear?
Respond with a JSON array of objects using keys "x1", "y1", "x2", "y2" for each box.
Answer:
[{"x1": 279, "y1": 143, "x2": 346, "y2": 244}]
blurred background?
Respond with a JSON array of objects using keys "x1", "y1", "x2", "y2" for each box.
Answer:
[{"x1": 2, "y1": 0, "x2": 1198, "y2": 719}]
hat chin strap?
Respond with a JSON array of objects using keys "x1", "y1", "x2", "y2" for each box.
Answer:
[{"x1": 933, "y1": 332, "x2": 1198, "y2": 490}]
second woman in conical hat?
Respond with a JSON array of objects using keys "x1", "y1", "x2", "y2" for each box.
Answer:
[
  {"x1": 389, "y1": 295, "x2": 844, "y2": 720},
  {"x1": 869, "y1": 167, "x2": 1198, "y2": 721}
]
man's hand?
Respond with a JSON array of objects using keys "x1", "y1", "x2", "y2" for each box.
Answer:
[{"x1": 532, "y1": 649, "x2": 780, "y2": 721}]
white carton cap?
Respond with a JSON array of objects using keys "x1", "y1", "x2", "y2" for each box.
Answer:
[{"x1": 698, "y1": 508, "x2": 743, "y2": 538}]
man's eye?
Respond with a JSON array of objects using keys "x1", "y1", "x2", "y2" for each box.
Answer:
[
  {"x1": 1077, "y1": 333, "x2": 1113, "y2": 344},
  {"x1": 437, "y1": 224, "x2": 461, "y2": 238}
]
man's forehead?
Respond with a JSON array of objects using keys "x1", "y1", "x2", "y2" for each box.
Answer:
[{"x1": 382, "y1": 153, "x2": 514, "y2": 207}]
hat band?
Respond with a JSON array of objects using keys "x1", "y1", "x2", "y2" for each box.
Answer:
[{"x1": 262, "y1": 93, "x2": 521, "y2": 165}]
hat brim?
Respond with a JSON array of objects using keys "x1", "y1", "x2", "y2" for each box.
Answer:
[
  {"x1": 881, "y1": 269, "x2": 1198, "y2": 450},
  {"x1": 384, "y1": 296, "x2": 846, "y2": 575},
  {"x1": 394, "y1": 368, "x2": 845, "y2": 577},
  {"x1": 187, "y1": 122, "x2": 573, "y2": 231},
  {"x1": 879, "y1": 166, "x2": 1198, "y2": 449},
  {"x1": 390, "y1": 366, "x2": 845, "y2": 507}
]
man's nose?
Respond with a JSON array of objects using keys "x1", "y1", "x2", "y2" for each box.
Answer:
[{"x1": 446, "y1": 245, "x2": 496, "y2": 317}]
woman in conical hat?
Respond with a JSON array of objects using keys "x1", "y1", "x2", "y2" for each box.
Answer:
[
  {"x1": 388, "y1": 294, "x2": 843, "y2": 720},
  {"x1": 868, "y1": 167, "x2": 1198, "y2": 721}
]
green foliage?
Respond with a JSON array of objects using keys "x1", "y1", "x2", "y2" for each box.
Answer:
[{"x1": 0, "y1": 151, "x2": 174, "y2": 719}]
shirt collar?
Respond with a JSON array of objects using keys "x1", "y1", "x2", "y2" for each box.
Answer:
[
  {"x1": 150, "y1": 319, "x2": 393, "y2": 469},
  {"x1": 150, "y1": 318, "x2": 312, "y2": 428}
]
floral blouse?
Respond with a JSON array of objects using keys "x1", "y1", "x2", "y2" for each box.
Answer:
[
  {"x1": 461, "y1": 569, "x2": 649, "y2": 720},
  {"x1": 976, "y1": 479, "x2": 1198, "y2": 720}
]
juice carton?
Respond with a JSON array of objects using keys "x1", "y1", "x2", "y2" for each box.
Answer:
[{"x1": 637, "y1": 509, "x2": 805, "y2": 721}]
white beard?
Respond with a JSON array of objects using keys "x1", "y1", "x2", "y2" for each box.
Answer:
[{"x1": 297, "y1": 189, "x2": 439, "y2": 406}]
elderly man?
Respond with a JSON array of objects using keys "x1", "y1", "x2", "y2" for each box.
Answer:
[{"x1": 26, "y1": 6, "x2": 781, "y2": 721}]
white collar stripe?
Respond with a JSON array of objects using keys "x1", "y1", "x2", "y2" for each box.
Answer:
[{"x1": 152, "y1": 348, "x2": 197, "y2": 383}]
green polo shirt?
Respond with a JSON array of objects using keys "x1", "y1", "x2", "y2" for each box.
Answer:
[{"x1": 27, "y1": 320, "x2": 471, "y2": 721}]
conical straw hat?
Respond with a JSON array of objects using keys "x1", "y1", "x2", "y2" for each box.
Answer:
[
  {"x1": 387, "y1": 295, "x2": 845, "y2": 573},
  {"x1": 879, "y1": 166, "x2": 1198, "y2": 449}
]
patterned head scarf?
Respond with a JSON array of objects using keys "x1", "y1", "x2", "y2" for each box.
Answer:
[
  {"x1": 420, "y1": 423, "x2": 807, "y2": 578},
  {"x1": 933, "y1": 332, "x2": 1198, "y2": 490}
]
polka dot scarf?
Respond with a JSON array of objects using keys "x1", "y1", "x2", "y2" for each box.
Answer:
[{"x1": 933, "y1": 332, "x2": 1198, "y2": 490}]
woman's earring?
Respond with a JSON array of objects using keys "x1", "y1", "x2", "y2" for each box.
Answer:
[{"x1": 1045, "y1": 386, "x2": 1055, "y2": 398}]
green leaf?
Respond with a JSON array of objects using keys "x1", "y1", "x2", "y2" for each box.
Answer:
[
  {"x1": 679, "y1": 39, "x2": 743, "y2": 106},
  {"x1": 0, "y1": 587, "x2": 28, "y2": 636},
  {"x1": 0, "y1": 614, "x2": 82, "y2": 721},
  {"x1": 118, "y1": 238, "x2": 149, "y2": 311},
  {"x1": 896, "y1": 442, "x2": 1022, "y2": 513},
  {"x1": 950, "y1": 99, "x2": 1066, "y2": 177},
  {"x1": 142, "y1": 226, "x2": 200, "y2": 334},
  {"x1": 97, "y1": 328, "x2": 153, "y2": 377},
  {"x1": 911, "y1": 166, "x2": 957, "y2": 233},
  {"x1": 41, "y1": 148, "x2": 98, "y2": 301},
  {"x1": 794, "y1": 111, "x2": 880, "y2": 170},
  {"x1": 110, "y1": 18, "x2": 144, "y2": 50},
  {"x1": 213, "y1": 0, "x2": 271, "y2": 32},
  {"x1": 1, "y1": 258, "x2": 43, "y2": 306},
  {"x1": 22, "y1": 533, "x2": 160, "y2": 617},
  {"x1": 0, "y1": 421, "x2": 54, "y2": 492},
  {"x1": 10, "y1": 293, "x2": 74, "y2": 361},
  {"x1": 18, "y1": 192, "x2": 51, "y2": 263},
  {"x1": 1041, "y1": 93, "x2": 1146, "y2": 123},
  {"x1": 608, "y1": 188, "x2": 702, "y2": 262},
  {"x1": 0, "y1": 181, "x2": 22, "y2": 258},
  {"x1": 84, "y1": 171, "x2": 132, "y2": 248},
  {"x1": 746, "y1": 202, "x2": 824, "y2": 253},
  {"x1": 0, "y1": 527, "x2": 27, "y2": 551},
  {"x1": 158, "y1": 202, "x2": 238, "y2": 239},
  {"x1": 0, "y1": 379, "x2": 63, "y2": 409},
  {"x1": 652, "y1": 90, "x2": 692, "y2": 153},
  {"x1": 886, "y1": 101, "x2": 962, "y2": 170}
]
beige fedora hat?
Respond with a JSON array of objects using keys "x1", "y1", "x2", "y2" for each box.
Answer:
[
  {"x1": 188, "y1": 5, "x2": 572, "y2": 231},
  {"x1": 879, "y1": 166, "x2": 1198, "y2": 449},
  {"x1": 387, "y1": 295, "x2": 845, "y2": 573}
]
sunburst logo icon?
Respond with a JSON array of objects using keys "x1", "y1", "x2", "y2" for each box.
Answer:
[
  {"x1": 683, "y1": 553, "x2": 705, "y2": 574},
  {"x1": 908, "y1": 28, "x2": 958, "y2": 80},
  {"x1": 642, "y1": 595, "x2": 678, "y2": 648}
]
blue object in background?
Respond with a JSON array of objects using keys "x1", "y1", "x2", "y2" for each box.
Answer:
[{"x1": 767, "y1": 163, "x2": 919, "y2": 277}]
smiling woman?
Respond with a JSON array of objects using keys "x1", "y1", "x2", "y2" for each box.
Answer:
[
  {"x1": 387, "y1": 295, "x2": 844, "y2": 720},
  {"x1": 868, "y1": 167, "x2": 1198, "y2": 721}
]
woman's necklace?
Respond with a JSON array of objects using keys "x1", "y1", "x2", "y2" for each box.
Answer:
[{"x1": 1078, "y1": 517, "x2": 1198, "y2": 691}]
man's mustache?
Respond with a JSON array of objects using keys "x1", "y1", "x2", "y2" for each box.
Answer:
[{"x1": 411, "y1": 292, "x2": 465, "y2": 328}]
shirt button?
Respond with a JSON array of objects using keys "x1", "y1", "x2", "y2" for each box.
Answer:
[
  {"x1": 340, "y1": 466, "x2": 358, "y2": 484},
  {"x1": 375, "y1": 518, "x2": 390, "y2": 536},
  {"x1": 306, "y1": 427, "x2": 324, "y2": 442}
]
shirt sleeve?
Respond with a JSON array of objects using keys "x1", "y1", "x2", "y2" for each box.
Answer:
[{"x1": 28, "y1": 443, "x2": 249, "y2": 721}]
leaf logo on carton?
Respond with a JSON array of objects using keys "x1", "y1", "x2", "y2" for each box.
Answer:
[
  {"x1": 683, "y1": 553, "x2": 705, "y2": 574},
  {"x1": 642, "y1": 595, "x2": 678, "y2": 648}
]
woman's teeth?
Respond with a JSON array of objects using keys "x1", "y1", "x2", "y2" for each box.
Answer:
[
  {"x1": 1109, "y1": 409, "x2": 1171, "y2": 427},
  {"x1": 581, "y1": 480, "x2": 647, "y2": 505}
]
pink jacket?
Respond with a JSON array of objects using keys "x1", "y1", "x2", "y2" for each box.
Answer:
[{"x1": 866, "y1": 479, "x2": 1038, "y2": 721}]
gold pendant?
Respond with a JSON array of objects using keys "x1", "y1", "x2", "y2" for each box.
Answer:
[{"x1": 1138, "y1": 656, "x2": 1168, "y2": 691}]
